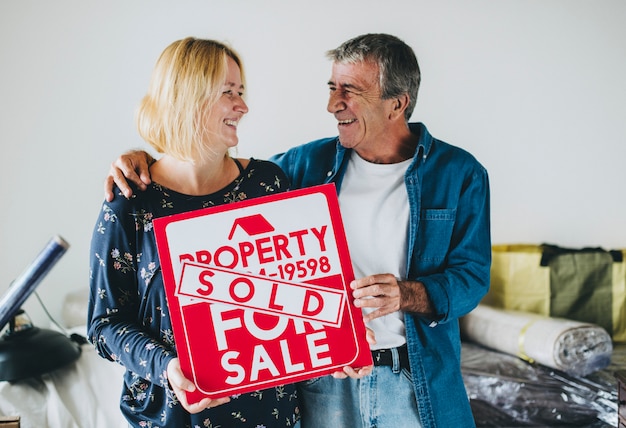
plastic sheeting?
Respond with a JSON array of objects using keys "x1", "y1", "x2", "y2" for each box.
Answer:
[
  {"x1": 460, "y1": 305, "x2": 613, "y2": 377},
  {"x1": 462, "y1": 341, "x2": 625, "y2": 427}
]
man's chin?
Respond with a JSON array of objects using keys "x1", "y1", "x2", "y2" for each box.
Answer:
[{"x1": 336, "y1": 133, "x2": 355, "y2": 149}]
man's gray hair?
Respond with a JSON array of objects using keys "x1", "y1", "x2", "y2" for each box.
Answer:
[{"x1": 326, "y1": 33, "x2": 421, "y2": 121}]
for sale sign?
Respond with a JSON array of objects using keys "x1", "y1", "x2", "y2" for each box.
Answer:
[{"x1": 153, "y1": 183, "x2": 372, "y2": 402}]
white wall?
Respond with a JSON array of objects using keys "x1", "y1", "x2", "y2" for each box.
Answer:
[{"x1": 1, "y1": 0, "x2": 625, "y2": 328}]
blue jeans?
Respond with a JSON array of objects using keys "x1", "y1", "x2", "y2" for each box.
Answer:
[{"x1": 298, "y1": 349, "x2": 421, "y2": 428}]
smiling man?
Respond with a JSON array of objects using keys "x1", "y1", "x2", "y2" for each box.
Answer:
[
  {"x1": 104, "y1": 33, "x2": 491, "y2": 428},
  {"x1": 266, "y1": 34, "x2": 491, "y2": 428}
]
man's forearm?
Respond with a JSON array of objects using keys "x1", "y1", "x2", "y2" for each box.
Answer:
[{"x1": 398, "y1": 280, "x2": 434, "y2": 316}]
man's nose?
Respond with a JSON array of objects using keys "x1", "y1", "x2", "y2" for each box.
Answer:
[{"x1": 327, "y1": 92, "x2": 344, "y2": 113}]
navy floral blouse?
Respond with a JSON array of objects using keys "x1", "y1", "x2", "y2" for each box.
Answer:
[{"x1": 87, "y1": 158, "x2": 300, "y2": 428}]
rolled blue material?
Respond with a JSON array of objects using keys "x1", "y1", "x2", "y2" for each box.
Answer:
[{"x1": 0, "y1": 235, "x2": 70, "y2": 331}]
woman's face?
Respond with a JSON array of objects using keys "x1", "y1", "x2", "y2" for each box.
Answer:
[{"x1": 202, "y1": 56, "x2": 248, "y2": 151}]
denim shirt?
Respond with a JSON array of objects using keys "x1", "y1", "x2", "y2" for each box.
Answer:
[{"x1": 270, "y1": 122, "x2": 491, "y2": 428}]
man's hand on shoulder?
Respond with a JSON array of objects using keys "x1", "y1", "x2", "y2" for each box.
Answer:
[{"x1": 104, "y1": 150, "x2": 154, "y2": 202}]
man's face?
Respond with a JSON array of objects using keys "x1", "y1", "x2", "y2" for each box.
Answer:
[{"x1": 327, "y1": 60, "x2": 394, "y2": 154}]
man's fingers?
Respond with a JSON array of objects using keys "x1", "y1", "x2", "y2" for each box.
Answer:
[
  {"x1": 335, "y1": 365, "x2": 373, "y2": 379},
  {"x1": 354, "y1": 295, "x2": 399, "y2": 311},
  {"x1": 104, "y1": 176, "x2": 115, "y2": 203},
  {"x1": 363, "y1": 308, "x2": 387, "y2": 323},
  {"x1": 118, "y1": 150, "x2": 152, "y2": 187},
  {"x1": 350, "y1": 274, "x2": 377, "y2": 290},
  {"x1": 139, "y1": 169, "x2": 152, "y2": 187},
  {"x1": 103, "y1": 151, "x2": 154, "y2": 201},
  {"x1": 351, "y1": 274, "x2": 401, "y2": 322},
  {"x1": 108, "y1": 165, "x2": 137, "y2": 199},
  {"x1": 351, "y1": 274, "x2": 399, "y2": 298},
  {"x1": 114, "y1": 161, "x2": 145, "y2": 189},
  {"x1": 355, "y1": 365, "x2": 373, "y2": 377}
]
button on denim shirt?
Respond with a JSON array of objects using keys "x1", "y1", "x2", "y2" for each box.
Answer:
[{"x1": 270, "y1": 122, "x2": 491, "y2": 428}]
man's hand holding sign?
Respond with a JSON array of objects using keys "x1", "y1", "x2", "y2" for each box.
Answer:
[{"x1": 154, "y1": 184, "x2": 372, "y2": 403}]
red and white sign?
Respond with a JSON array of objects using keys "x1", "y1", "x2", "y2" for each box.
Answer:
[{"x1": 153, "y1": 184, "x2": 372, "y2": 402}]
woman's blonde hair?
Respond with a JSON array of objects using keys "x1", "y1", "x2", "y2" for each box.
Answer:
[{"x1": 136, "y1": 37, "x2": 245, "y2": 162}]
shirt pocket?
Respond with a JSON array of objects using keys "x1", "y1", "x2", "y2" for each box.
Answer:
[{"x1": 417, "y1": 209, "x2": 456, "y2": 263}]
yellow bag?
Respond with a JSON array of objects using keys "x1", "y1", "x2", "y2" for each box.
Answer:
[{"x1": 483, "y1": 244, "x2": 626, "y2": 342}]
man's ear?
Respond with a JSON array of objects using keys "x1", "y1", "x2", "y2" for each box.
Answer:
[{"x1": 389, "y1": 93, "x2": 410, "y2": 120}]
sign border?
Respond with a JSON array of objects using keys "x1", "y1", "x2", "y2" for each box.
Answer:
[{"x1": 153, "y1": 183, "x2": 372, "y2": 400}]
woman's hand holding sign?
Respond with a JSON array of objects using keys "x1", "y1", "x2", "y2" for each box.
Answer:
[{"x1": 167, "y1": 358, "x2": 231, "y2": 413}]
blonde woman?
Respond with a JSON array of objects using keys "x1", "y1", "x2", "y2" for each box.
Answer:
[{"x1": 88, "y1": 37, "x2": 299, "y2": 428}]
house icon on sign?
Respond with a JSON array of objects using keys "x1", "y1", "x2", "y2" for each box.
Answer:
[{"x1": 228, "y1": 214, "x2": 276, "y2": 240}]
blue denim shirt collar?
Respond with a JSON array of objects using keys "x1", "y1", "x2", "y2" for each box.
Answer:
[{"x1": 331, "y1": 122, "x2": 433, "y2": 190}]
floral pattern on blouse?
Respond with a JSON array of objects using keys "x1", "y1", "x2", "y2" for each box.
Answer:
[{"x1": 88, "y1": 159, "x2": 299, "y2": 428}]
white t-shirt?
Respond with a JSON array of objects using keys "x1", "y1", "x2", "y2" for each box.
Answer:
[{"x1": 338, "y1": 152, "x2": 412, "y2": 350}]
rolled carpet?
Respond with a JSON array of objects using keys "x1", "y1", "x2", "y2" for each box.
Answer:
[{"x1": 460, "y1": 304, "x2": 613, "y2": 377}]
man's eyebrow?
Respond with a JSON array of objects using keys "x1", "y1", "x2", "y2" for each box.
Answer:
[{"x1": 327, "y1": 80, "x2": 360, "y2": 90}]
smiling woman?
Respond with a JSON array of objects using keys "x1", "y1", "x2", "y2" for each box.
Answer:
[
  {"x1": 136, "y1": 38, "x2": 247, "y2": 161},
  {"x1": 86, "y1": 37, "x2": 299, "y2": 428}
]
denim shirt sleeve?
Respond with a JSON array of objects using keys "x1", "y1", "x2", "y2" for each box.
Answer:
[
  {"x1": 411, "y1": 155, "x2": 491, "y2": 324},
  {"x1": 269, "y1": 137, "x2": 346, "y2": 189}
]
